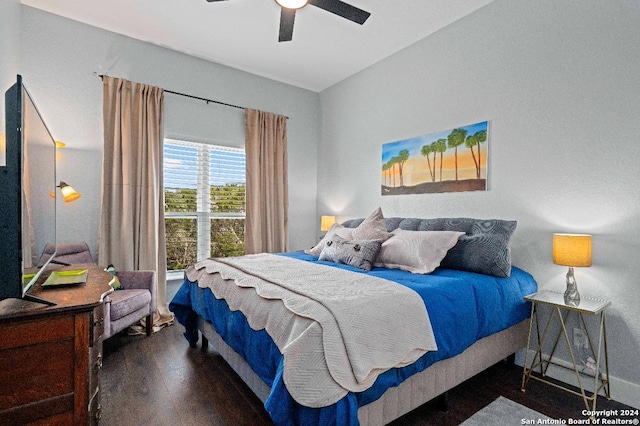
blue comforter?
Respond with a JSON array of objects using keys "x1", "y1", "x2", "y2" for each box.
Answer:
[{"x1": 169, "y1": 251, "x2": 537, "y2": 426}]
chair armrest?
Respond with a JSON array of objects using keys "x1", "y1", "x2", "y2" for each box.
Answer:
[{"x1": 116, "y1": 270, "x2": 157, "y2": 313}]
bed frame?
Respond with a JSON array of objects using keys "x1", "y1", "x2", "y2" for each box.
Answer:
[{"x1": 197, "y1": 316, "x2": 529, "y2": 425}]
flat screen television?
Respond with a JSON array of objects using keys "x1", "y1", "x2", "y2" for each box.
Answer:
[{"x1": 0, "y1": 75, "x2": 57, "y2": 305}]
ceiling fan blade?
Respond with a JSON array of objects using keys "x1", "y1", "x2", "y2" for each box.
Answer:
[
  {"x1": 308, "y1": 0, "x2": 370, "y2": 25},
  {"x1": 206, "y1": 0, "x2": 227, "y2": 2},
  {"x1": 279, "y1": 8, "x2": 296, "y2": 42}
]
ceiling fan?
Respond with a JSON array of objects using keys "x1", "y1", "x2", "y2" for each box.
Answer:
[{"x1": 206, "y1": 0, "x2": 371, "y2": 42}]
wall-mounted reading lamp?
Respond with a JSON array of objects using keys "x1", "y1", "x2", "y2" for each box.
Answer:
[
  {"x1": 58, "y1": 181, "x2": 81, "y2": 203},
  {"x1": 50, "y1": 181, "x2": 81, "y2": 203}
]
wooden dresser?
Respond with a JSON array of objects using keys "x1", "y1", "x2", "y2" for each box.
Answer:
[{"x1": 0, "y1": 265, "x2": 113, "y2": 425}]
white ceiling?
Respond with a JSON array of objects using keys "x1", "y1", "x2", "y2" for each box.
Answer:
[{"x1": 21, "y1": 0, "x2": 494, "y2": 92}]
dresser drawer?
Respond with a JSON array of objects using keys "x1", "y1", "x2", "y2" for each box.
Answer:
[{"x1": 0, "y1": 315, "x2": 74, "y2": 350}]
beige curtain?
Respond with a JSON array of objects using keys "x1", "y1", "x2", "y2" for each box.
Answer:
[
  {"x1": 244, "y1": 109, "x2": 288, "y2": 254},
  {"x1": 98, "y1": 76, "x2": 173, "y2": 328}
]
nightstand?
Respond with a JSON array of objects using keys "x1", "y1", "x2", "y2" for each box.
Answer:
[{"x1": 520, "y1": 290, "x2": 611, "y2": 412}]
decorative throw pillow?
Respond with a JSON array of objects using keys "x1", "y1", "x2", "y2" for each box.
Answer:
[
  {"x1": 374, "y1": 229, "x2": 464, "y2": 274},
  {"x1": 305, "y1": 223, "x2": 354, "y2": 256},
  {"x1": 318, "y1": 235, "x2": 382, "y2": 271},
  {"x1": 105, "y1": 264, "x2": 123, "y2": 290},
  {"x1": 351, "y1": 207, "x2": 392, "y2": 242},
  {"x1": 439, "y1": 219, "x2": 517, "y2": 277}
]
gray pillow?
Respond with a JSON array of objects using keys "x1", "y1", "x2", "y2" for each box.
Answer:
[
  {"x1": 437, "y1": 219, "x2": 516, "y2": 277},
  {"x1": 318, "y1": 235, "x2": 382, "y2": 271},
  {"x1": 305, "y1": 223, "x2": 354, "y2": 256}
]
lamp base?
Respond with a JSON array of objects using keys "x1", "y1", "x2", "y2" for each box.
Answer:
[{"x1": 563, "y1": 266, "x2": 580, "y2": 307}]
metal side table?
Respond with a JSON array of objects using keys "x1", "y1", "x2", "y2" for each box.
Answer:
[{"x1": 520, "y1": 290, "x2": 611, "y2": 412}]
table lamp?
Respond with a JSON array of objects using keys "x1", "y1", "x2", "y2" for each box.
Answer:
[
  {"x1": 552, "y1": 233, "x2": 592, "y2": 306},
  {"x1": 320, "y1": 215, "x2": 336, "y2": 232}
]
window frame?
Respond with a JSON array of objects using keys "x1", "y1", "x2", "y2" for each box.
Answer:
[{"x1": 164, "y1": 138, "x2": 246, "y2": 271}]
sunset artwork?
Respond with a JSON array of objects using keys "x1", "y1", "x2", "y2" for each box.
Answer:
[{"x1": 381, "y1": 121, "x2": 488, "y2": 195}]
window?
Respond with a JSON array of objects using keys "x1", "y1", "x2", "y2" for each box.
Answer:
[{"x1": 164, "y1": 139, "x2": 246, "y2": 270}]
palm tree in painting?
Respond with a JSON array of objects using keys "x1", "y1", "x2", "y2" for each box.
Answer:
[
  {"x1": 447, "y1": 128, "x2": 468, "y2": 181},
  {"x1": 435, "y1": 138, "x2": 447, "y2": 181},
  {"x1": 429, "y1": 141, "x2": 438, "y2": 182},
  {"x1": 389, "y1": 157, "x2": 397, "y2": 187},
  {"x1": 464, "y1": 130, "x2": 487, "y2": 179},
  {"x1": 421, "y1": 144, "x2": 435, "y2": 182},
  {"x1": 381, "y1": 161, "x2": 388, "y2": 186},
  {"x1": 465, "y1": 133, "x2": 480, "y2": 179},
  {"x1": 382, "y1": 161, "x2": 392, "y2": 186},
  {"x1": 474, "y1": 130, "x2": 487, "y2": 178},
  {"x1": 396, "y1": 149, "x2": 410, "y2": 187}
]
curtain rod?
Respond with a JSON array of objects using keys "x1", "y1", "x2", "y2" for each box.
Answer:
[
  {"x1": 97, "y1": 73, "x2": 288, "y2": 119},
  {"x1": 164, "y1": 89, "x2": 244, "y2": 110}
]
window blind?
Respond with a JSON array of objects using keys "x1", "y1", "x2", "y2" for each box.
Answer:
[{"x1": 164, "y1": 139, "x2": 246, "y2": 269}]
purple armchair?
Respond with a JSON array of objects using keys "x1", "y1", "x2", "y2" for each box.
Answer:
[
  {"x1": 36, "y1": 242, "x2": 157, "y2": 338},
  {"x1": 104, "y1": 270, "x2": 157, "y2": 339},
  {"x1": 36, "y1": 242, "x2": 95, "y2": 266}
]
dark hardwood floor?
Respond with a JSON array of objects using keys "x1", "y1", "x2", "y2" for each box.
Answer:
[{"x1": 102, "y1": 323, "x2": 631, "y2": 425}]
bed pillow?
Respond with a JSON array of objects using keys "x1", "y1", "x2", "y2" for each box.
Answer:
[
  {"x1": 351, "y1": 207, "x2": 392, "y2": 242},
  {"x1": 318, "y1": 235, "x2": 382, "y2": 271},
  {"x1": 374, "y1": 229, "x2": 464, "y2": 274},
  {"x1": 438, "y1": 219, "x2": 517, "y2": 277},
  {"x1": 343, "y1": 217, "x2": 517, "y2": 277},
  {"x1": 305, "y1": 223, "x2": 354, "y2": 256}
]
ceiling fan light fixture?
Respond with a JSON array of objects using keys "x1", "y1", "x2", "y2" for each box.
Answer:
[{"x1": 275, "y1": 0, "x2": 307, "y2": 10}]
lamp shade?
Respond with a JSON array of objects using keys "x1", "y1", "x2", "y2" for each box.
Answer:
[
  {"x1": 320, "y1": 215, "x2": 336, "y2": 232},
  {"x1": 552, "y1": 233, "x2": 592, "y2": 267},
  {"x1": 59, "y1": 181, "x2": 82, "y2": 203}
]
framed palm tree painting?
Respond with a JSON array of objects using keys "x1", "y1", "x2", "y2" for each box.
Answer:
[{"x1": 381, "y1": 121, "x2": 488, "y2": 195}]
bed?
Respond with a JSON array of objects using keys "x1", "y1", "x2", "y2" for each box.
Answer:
[{"x1": 170, "y1": 213, "x2": 538, "y2": 425}]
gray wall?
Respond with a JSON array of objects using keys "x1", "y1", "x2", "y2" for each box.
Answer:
[
  {"x1": 19, "y1": 6, "x2": 320, "y2": 256},
  {"x1": 318, "y1": 0, "x2": 640, "y2": 408},
  {"x1": 0, "y1": 0, "x2": 21, "y2": 140}
]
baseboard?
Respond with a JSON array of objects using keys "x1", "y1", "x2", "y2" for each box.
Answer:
[{"x1": 517, "y1": 349, "x2": 640, "y2": 410}]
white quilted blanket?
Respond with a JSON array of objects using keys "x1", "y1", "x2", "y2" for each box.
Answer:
[{"x1": 186, "y1": 254, "x2": 437, "y2": 407}]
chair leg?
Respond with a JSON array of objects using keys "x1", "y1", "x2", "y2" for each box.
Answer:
[{"x1": 145, "y1": 314, "x2": 153, "y2": 336}]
